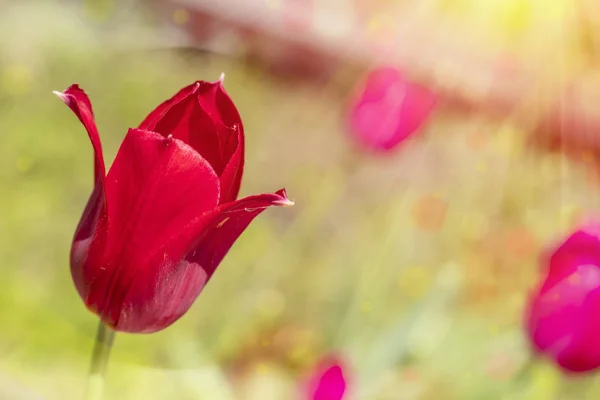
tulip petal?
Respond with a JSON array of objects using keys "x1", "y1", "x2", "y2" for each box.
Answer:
[
  {"x1": 528, "y1": 264, "x2": 600, "y2": 372},
  {"x1": 199, "y1": 79, "x2": 245, "y2": 202},
  {"x1": 527, "y1": 226, "x2": 600, "y2": 372},
  {"x1": 185, "y1": 189, "x2": 293, "y2": 280},
  {"x1": 542, "y1": 228, "x2": 600, "y2": 293},
  {"x1": 79, "y1": 129, "x2": 221, "y2": 331},
  {"x1": 54, "y1": 85, "x2": 109, "y2": 268},
  {"x1": 54, "y1": 84, "x2": 106, "y2": 182},
  {"x1": 218, "y1": 127, "x2": 244, "y2": 203},
  {"x1": 137, "y1": 83, "x2": 199, "y2": 132},
  {"x1": 106, "y1": 188, "x2": 291, "y2": 333},
  {"x1": 311, "y1": 363, "x2": 347, "y2": 400},
  {"x1": 138, "y1": 80, "x2": 244, "y2": 202}
]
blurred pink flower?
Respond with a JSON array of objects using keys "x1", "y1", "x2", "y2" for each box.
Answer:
[
  {"x1": 306, "y1": 357, "x2": 347, "y2": 400},
  {"x1": 526, "y1": 224, "x2": 600, "y2": 372},
  {"x1": 346, "y1": 67, "x2": 437, "y2": 152}
]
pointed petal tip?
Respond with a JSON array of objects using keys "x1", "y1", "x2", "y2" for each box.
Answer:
[
  {"x1": 274, "y1": 188, "x2": 294, "y2": 207},
  {"x1": 218, "y1": 72, "x2": 225, "y2": 83},
  {"x1": 53, "y1": 84, "x2": 85, "y2": 100},
  {"x1": 276, "y1": 198, "x2": 295, "y2": 207}
]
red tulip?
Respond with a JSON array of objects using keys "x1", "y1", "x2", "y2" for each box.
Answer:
[
  {"x1": 305, "y1": 357, "x2": 347, "y2": 400},
  {"x1": 55, "y1": 78, "x2": 293, "y2": 333},
  {"x1": 526, "y1": 225, "x2": 600, "y2": 372},
  {"x1": 346, "y1": 67, "x2": 437, "y2": 152}
]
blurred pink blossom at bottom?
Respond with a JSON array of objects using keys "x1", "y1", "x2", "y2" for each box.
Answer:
[
  {"x1": 526, "y1": 224, "x2": 600, "y2": 373},
  {"x1": 304, "y1": 357, "x2": 348, "y2": 400},
  {"x1": 346, "y1": 67, "x2": 437, "y2": 152}
]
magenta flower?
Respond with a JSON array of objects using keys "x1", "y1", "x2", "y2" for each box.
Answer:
[
  {"x1": 55, "y1": 78, "x2": 293, "y2": 334},
  {"x1": 305, "y1": 357, "x2": 347, "y2": 400},
  {"x1": 346, "y1": 67, "x2": 437, "y2": 152},
  {"x1": 526, "y1": 225, "x2": 600, "y2": 372}
]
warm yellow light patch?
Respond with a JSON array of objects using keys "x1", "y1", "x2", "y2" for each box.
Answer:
[
  {"x1": 16, "y1": 156, "x2": 33, "y2": 173},
  {"x1": 2, "y1": 64, "x2": 32, "y2": 95},
  {"x1": 256, "y1": 289, "x2": 286, "y2": 318},
  {"x1": 173, "y1": 8, "x2": 190, "y2": 26},
  {"x1": 84, "y1": 0, "x2": 114, "y2": 22},
  {"x1": 265, "y1": 0, "x2": 282, "y2": 10},
  {"x1": 413, "y1": 195, "x2": 448, "y2": 231},
  {"x1": 398, "y1": 266, "x2": 433, "y2": 299}
]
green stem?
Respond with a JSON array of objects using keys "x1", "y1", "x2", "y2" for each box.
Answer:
[{"x1": 84, "y1": 322, "x2": 116, "y2": 400}]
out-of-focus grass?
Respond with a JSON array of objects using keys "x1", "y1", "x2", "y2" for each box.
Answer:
[{"x1": 3, "y1": 2, "x2": 600, "y2": 400}]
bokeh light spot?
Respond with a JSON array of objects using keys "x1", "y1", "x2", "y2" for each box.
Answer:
[
  {"x1": 265, "y1": 0, "x2": 282, "y2": 10},
  {"x1": 398, "y1": 266, "x2": 433, "y2": 299},
  {"x1": 256, "y1": 289, "x2": 286, "y2": 319},
  {"x1": 361, "y1": 301, "x2": 372, "y2": 313},
  {"x1": 493, "y1": 126, "x2": 522, "y2": 158},
  {"x1": 402, "y1": 368, "x2": 420, "y2": 382},
  {"x1": 2, "y1": 64, "x2": 32, "y2": 95},
  {"x1": 485, "y1": 352, "x2": 516, "y2": 381},
  {"x1": 173, "y1": 8, "x2": 190, "y2": 26},
  {"x1": 541, "y1": 0, "x2": 568, "y2": 23},
  {"x1": 412, "y1": 195, "x2": 448, "y2": 231},
  {"x1": 465, "y1": 130, "x2": 488, "y2": 150},
  {"x1": 505, "y1": 226, "x2": 537, "y2": 259},
  {"x1": 255, "y1": 362, "x2": 271, "y2": 375},
  {"x1": 476, "y1": 160, "x2": 488, "y2": 172},
  {"x1": 83, "y1": 0, "x2": 114, "y2": 22},
  {"x1": 500, "y1": 0, "x2": 533, "y2": 38},
  {"x1": 16, "y1": 156, "x2": 33, "y2": 173},
  {"x1": 461, "y1": 213, "x2": 488, "y2": 240}
]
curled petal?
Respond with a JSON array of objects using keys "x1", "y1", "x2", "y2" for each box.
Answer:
[
  {"x1": 184, "y1": 189, "x2": 293, "y2": 281},
  {"x1": 54, "y1": 84, "x2": 108, "y2": 269},
  {"x1": 54, "y1": 85, "x2": 106, "y2": 182},
  {"x1": 112, "y1": 188, "x2": 291, "y2": 332},
  {"x1": 138, "y1": 80, "x2": 244, "y2": 201},
  {"x1": 77, "y1": 129, "x2": 221, "y2": 332}
]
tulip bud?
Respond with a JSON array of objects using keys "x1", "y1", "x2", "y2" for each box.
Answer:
[{"x1": 55, "y1": 79, "x2": 292, "y2": 333}]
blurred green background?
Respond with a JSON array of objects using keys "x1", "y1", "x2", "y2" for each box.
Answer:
[{"x1": 3, "y1": 1, "x2": 600, "y2": 399}]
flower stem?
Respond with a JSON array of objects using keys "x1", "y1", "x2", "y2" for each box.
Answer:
[{"x1": 85, "y1": 321, "x2": 116, "y2": 400}]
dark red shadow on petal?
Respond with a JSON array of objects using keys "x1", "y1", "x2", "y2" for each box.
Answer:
[
  {"x1": 218, "y1": 126, "x2": 244, "y2": 203},
  {"x1": 185, "y1": 189, "x2": 292, "y2": 280},
  {"x1": 112, "y1": 187, "x2": 290, "y2": 333},
  {"x1": 199, "y1": 79, "x2": 245, "y2": 201}
]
